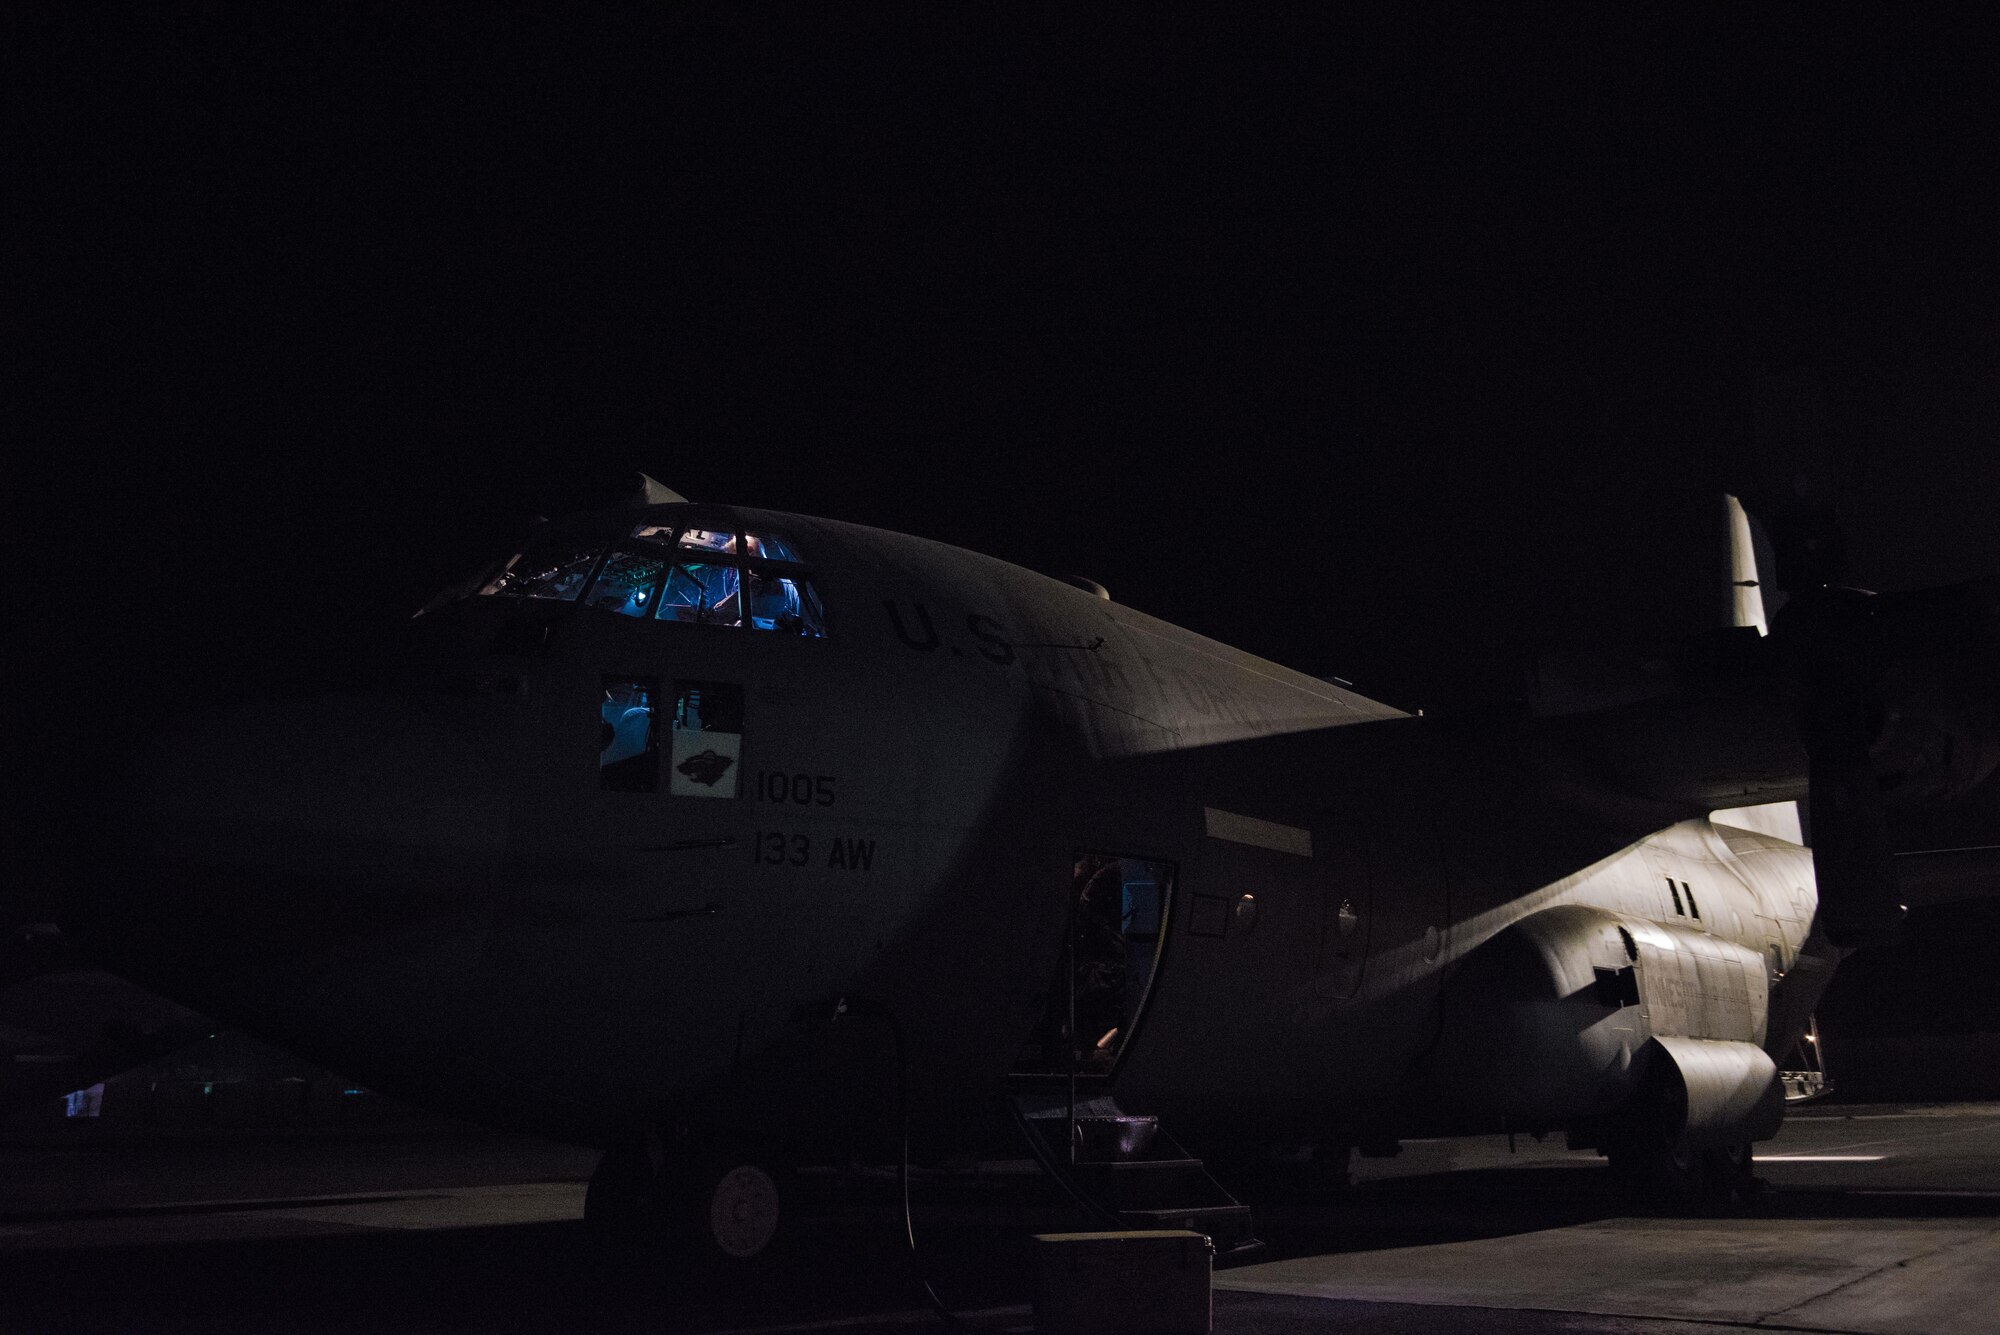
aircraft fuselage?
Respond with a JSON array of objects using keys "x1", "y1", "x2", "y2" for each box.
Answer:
[{"x1": 87, "y1": 502, "x2": 1834, "y2": 1160}]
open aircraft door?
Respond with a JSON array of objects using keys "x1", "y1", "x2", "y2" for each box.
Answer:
[{"x1": 1013, "y1": 854, "x2": 1175, "y2": 1078}]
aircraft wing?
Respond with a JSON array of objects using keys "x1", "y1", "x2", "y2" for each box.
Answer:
[{"x1": 1893, "y1": 844, "x2": 2000, "y2": 909}]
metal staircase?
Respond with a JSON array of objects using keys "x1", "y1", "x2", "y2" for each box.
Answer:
[{"x1": 1007, "y1": 1089, "x2": 1260, "y2": 1255}]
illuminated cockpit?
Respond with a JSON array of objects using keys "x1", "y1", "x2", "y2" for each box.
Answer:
[{"x1": 454, "y1": 518, "x2": 828, "y2": 636}]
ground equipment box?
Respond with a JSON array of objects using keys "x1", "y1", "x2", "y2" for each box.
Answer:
[{"x1": 1031, "y1": 1229, "x2": 1212, "y2": 1335}]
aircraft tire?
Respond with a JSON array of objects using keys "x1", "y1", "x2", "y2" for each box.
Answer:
[
  {"x1": 1707, "y1": 1141, "x2": 1763, "y2": 1202},
  {"x1": 583, "y1": 1140, "x2": 660, "y2": 1240},
  {"x1": 1602, "y1": 1078, "x2": 1699, "y2": 1208},
  {"x1": 1604, "y1": 1120, "x2": 1756, "y2": 1211},
  {"x1": 663, "y1": 1151, "x2": 791, "y2": 1264},
  {"x1": 586, "y1": 1136, "x2": 793, "y2": 1263},
  {"x1": 1611, "y1": 1133, "x2": 1697, "y2": 1205}
]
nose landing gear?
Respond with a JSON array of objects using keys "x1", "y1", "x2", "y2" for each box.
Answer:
[
  {"x1": 583, "y1": 1139, "x2": 659, "y2": 1238},
  {"x1": 584, "y1": 1130, "x2": 791, "y2": 1263}
]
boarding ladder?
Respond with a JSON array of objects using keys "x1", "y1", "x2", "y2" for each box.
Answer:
[{"x1": 1006, "y1": 1086, "x2": 1260, "y2": 1255}]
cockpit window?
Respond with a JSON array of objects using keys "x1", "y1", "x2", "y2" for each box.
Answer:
[
  {"x1": 462, "y1": 517, "x2": 827, "y2": 636},
  {"x1": 744, "y1": 532, "x2": 802, "y2": 562},
  {"x1": 677, "y1": 527, "x2": 738, "y2": 556},
  {"x1": 747, "y1": 567, "x2": 827, "y2": 635},
  {"x1": 479, "y1": 545, "x2": 602, "y2": 601},
  {"x1": 584, "y1": 551, "x2": 667, "y2": 618},
  {"x1": 640, "y1": 522, "x2": 827, "y2": 636},
  {"x1": 658, "y1": 562, "x2": 741, "y2": 626}
]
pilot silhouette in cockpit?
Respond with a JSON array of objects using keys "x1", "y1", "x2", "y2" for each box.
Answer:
[{"x1": 749, "y1": 570, "x2": 804, "y2": 633}]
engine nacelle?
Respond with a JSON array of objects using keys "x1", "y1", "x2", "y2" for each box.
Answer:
[
  {"x1": 1643, "y1": 1033, "x2": 1784, "y2": 1151},
  {"x1": 1405, "y1": 905, "x2": 1774, "y2": 1135},
  {"x1": 1405, "y1": 906, "x2": 1649, "y2": 1129}
]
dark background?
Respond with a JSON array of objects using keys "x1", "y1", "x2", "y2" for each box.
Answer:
[
  {"x1": 12, "y1": 6, "x2": 2000, "y2": 1076},
  {"x1": 21, "y1": 5, "x2": 1998, "y2": 690}
]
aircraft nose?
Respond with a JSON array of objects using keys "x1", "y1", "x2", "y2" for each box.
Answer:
[{"x1": 77, "y1": 695, "x2": 507, "y2": 985}]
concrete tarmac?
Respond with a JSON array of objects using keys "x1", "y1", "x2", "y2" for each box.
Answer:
[
  {"x1": 1227, "y1": 1103, "x2": 2000, "y2": 1335},
  {"x1": 1, "y1": 1104, "x2": 1995, "y2": 1333}
]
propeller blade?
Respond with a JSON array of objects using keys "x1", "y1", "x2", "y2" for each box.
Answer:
[
  {"x1": 1780, "y1": 585, "x2": 1902, "y2": 949},
  {"x1": 1870, "y1": 577, "x2": 2000, "y2": 803},
  {"x1": 1740, "y1": 482, "x2": 1994, "y2": 947},
  {"x1": 1806, "y1": 751, "x2": 1905, "y2": 948}
]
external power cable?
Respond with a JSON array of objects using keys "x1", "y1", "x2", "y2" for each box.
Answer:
[{"x1": 832, "y1": 996, "x2": 972, "y2": 1331}]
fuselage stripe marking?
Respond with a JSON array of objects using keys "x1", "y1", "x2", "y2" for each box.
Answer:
[{"x1": 1203, "y1": 807, "x2": 1313, "y2": 857}]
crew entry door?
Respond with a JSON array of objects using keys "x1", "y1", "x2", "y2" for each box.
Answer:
[{"x1": 1013, "y1": 854, "x2": 1174, "y2": 1077}]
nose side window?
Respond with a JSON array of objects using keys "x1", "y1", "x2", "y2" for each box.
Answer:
[
  {"x1": 599, "y1": 677, "x2": 660, "y2": 792},
  {"x1": 669, "y1": 680, "x2": 744, "y2": 798}
]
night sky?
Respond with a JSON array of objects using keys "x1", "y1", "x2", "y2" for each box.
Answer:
[{"x1": 19, "y1": 5, "x2": 2000, "y2": 716}]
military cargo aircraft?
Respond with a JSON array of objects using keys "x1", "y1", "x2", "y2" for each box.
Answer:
[{"x1": 65, "y1": 478, "x2": 1999, "y2": 1260}]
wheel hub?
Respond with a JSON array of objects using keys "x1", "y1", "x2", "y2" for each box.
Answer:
[{"x1": 708, "y1": 1164, "x2": 780, "y2": 1259}]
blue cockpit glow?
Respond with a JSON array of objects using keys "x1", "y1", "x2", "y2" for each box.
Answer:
[
  {"x1": 660, "y1": 562, "x2": 741, "y2": 625},
  {"x1": 584, "y1": 551, "x2": 668, "y2": 618},
  {"x1": 471, "y1": 520, "x2": 827, "y2": 636},
  {"x1": 745, "y1": 532, "x2": 801, "y2": 562}
]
